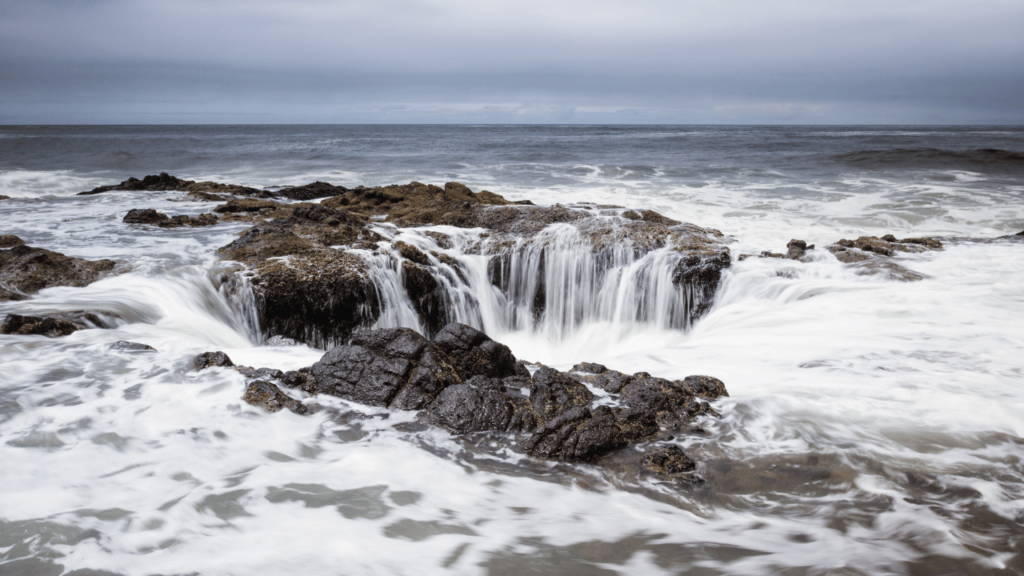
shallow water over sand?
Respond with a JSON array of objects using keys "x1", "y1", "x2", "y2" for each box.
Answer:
[{"x1": 1, "y1": 125, "x2": 1023, "y2": 575}]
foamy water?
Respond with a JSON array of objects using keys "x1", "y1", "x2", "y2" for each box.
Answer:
[{"x1": 2, "y1": 125, "x2": 1023, "y2": 575}]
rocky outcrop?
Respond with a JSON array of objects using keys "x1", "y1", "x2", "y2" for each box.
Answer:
[
  {"x1": 218, "y1": 205, "x2": 383, "y2": 348},
  {"x1": 826, "y1": 235, "x2": 943, "y2": 281},
  {"x1": 193, "y1": 351, "x2": 234, "y2": 369},
  {"x1": 123, "y1": 209, "x2": 217, "y2": 227},
  {"x1": 0, "y1": 195, "x2": 10, "y2": 200},
  {"x1": 215, "y1": 181, "x2": 730, "y2": 347},
  {"x1": 242, "y1": 323, "x2": 728, "y2": 472},
  {"x1": 1, "y1": 243, "x2": 117, "y2": 301},
  {"x1": 1, "y1": 314, "x2": 83, "y2": 337},
  {"x1": 739, "y1": 234, "x2": 944, "y2": 282},
  {"x1": 0, "y1": 235, "x2": 25, "y2": 248},
  {"x1": 79, "y1": 173, "x2": 344, "y2": 202}
]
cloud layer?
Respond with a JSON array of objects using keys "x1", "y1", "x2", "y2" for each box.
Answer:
[{"x1": 2, "y1": 0, "x2": 1022, "y2": 124}]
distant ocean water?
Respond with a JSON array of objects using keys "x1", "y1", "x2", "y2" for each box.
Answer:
[{"x1": 2, "y1": 125, "x2": 1024, "y2": 575}]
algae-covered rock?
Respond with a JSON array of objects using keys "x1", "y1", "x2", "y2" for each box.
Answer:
[
  {"x1": 0, "y1": 244, "x2": 117, "y2": 301},
  {"x1": 1, "y1": 314, "x2": 83, "y2": 337}
]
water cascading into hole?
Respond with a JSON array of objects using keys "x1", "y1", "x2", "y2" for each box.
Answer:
[{"x1": 366, "y1": 220, "x2": 723, "y2": 343}]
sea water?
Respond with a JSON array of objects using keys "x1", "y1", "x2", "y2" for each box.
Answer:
[{"x1": 1, "y1": 125, "x2": 1023, "y2": 575}]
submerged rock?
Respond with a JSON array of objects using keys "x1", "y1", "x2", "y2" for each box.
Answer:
[
  {"x1": 0, "y1": 244, "x2": 117, "y2": 301},
  {"x1": 825, "y1": 235, "x2": 942, "y2": 281},
  {"x1": 109, "y1": 341, "x2": 157, "y2": 352}
]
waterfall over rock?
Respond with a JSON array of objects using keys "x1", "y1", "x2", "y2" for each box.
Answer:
[{"x1": 218, "y1": 182, "x2": 731, "y2": 348}]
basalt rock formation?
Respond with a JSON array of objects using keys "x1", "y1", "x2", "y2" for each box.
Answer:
[
  {"x1": 123, "y1": 209, "x2": 218, "y2": 228},
  {"x1": 0, "y1": 311, "x2": 110, "y2": 337},
  {"x1": 80, "y1": 173, "x2": 345, "y2": 202},
  {"x1": 1, "y1": 314, "x2": 83, "y2": 337},
  {"x1": 1, "y1": 243, "x2": 117, "y2": 301},
  {"x1": 740, "y1": 234, "x2": 943, "y2": 282},
  {"x1": 213, "y1": 181, "x2": 731, "y2": 348},
  {"x1": 826, "y1": 235, "x2": 943, "y2": 281},
  {"x1": 240, "y1": 323, "x2": 728, "y2": 474}
]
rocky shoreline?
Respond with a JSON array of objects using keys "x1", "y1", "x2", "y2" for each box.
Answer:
[{"x1": 3, "y1": 172, "x2": 1021, "y2": 481}]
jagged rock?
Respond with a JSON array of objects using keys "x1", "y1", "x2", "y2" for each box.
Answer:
[
  {"x1": 243, "y1": 380, "x2": 311, "y2": 414},
  {"x1": 213, "y1": 180, "x2": 729, "y2": 347},
  {"x1": 0, "y1": 235, "x2": 25, "y2": 248},
  {"x1": 0, "y1": 244, "x2": 117, "y2": 301},
  {"x1": 310, "y1": 327, "x2": 463, "y2": 410},
  {"x1": 425, "y1": 376, "x2": 520, "y2": 433},
  {"x1": 266, "y1": 335, "x2": 297, "y2": 346},
  {"x1": 218, "y1": 206, "x2": 382, "y2": 347},
  {"x1": 109, "y1": 341, "x2": 156, "y2": 352},
  {"x1": 123, "y1": 209, "x2": 217, "y2": 228},
  {"x1": 246, "y1": 324, "x2": 728, "y2": 468},
  {"x1": 529, "y1": 367, "x2": 594, "y2": 420},
  {"x1": 79, "y1": 172, "x2": 193, "y2": 195},
  {"x1": 1, "y1": 314, "x2": 82, "y2": 337},
  {"x1": 79, "y1": 173, "x2": 273, "y2": 201},
  {"x1": 642, "y1": 445, "x2": 696, "y2": 475},
  {"x1": 432, "y1": 323, "x2": 519, "y2": 380},
  {"x1": 826, "y1": 235, "x2": 942, "y2": 281},
  {"x1": 123, "y1": 209, "x2": 169, "y2": 225},
  {"x1": 193, "y1": 351, "x2": 234, "y2": 370},
  {"x1": 276, "y1": 181, "x2": 350, "y2": 201},
  {"x1": 237, "y1": 366, "x2": 285, "y2": 380}
]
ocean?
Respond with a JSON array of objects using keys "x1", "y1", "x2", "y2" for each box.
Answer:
[{"x1": 1, "y1": 125, "x2": 1023, "y2": 575}]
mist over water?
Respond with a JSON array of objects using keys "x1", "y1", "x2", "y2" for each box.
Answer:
[{"x1": 2, "y1": 125, "x2": 1024, "y2": 575}]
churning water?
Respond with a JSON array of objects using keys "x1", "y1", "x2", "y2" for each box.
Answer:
[{"x1": 2, "y1": 125, "x2": 1024, "y2": 575}]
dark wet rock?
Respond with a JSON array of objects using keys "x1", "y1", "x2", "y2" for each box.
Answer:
[
  {"x1": 109, "y1": 341, "x2": 156, "y2": 352},
  {"x1": 425, "y1": 376, "x2": 518, "y2": 433},
  {"x1": 266, "y1": 335, "x2": 298, "y2": 346},
  {"x1": 0, "y1": 235, "x2": 25, "y2": 248},
  {"x1": 79, "y1": 172, "x2": 272, "y2": 201},
  {"x1": 277, "y1": 181, "x2": 350, "y2": 201},
  {"x1": 530, "y1": 367, "x2": 594, "y2": 420},
  {"x1": 0, "y1": 244, "x2": 117, "y2": 301},
  {"x1": 246, "y1": 324, "x2": 728, "y2": 469},
  {"x1": 123, "y1": 209, "x2": 218, "y2": 228},
  {"x1": 193, "y1": 351, "x2": 234, "y2": 370},
  {"x1": 237, "y1": 366, "x2": 285, "y2": 380},
  {"x1": 212, "y1": 180, "x2": 729, "y2": 346},
  {"x1": 1, "y1": 314, "x2": 83, "y2": 337},
  {"x1": 786, "y1": 239, "x2": 814, "y2": 259},
  {"x1": 79, "y1": 172, "x2": 193, "y2": 195},
  {"x1": 0, "y1": 195, "x2": 9, "y2": 200},
  {"x1": 217, "y1": 204, "x2": 382, "y2": 348},
  {"x1": 243, "y1": 380, "x2": 312, "y2": 414},
  {"x1": 642, "y1": 445, "x2": 696, "y2": 475},
  {"x1": 310, "y1": 327, "x2": 463, "y2": 410},
  {"x1": 123, "y1": 208, "x2": 169, "y2": 225},
  {"x1": 433, "y1": 323, "x2": 519, "y2": 380}
]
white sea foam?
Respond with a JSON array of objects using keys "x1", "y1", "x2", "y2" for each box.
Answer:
[{"x1": 1, "y1": 160, "x2": 1023, "y2": 575}]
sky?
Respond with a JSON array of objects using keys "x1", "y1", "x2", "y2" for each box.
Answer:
[{"x1": 1, "y1": 0, "x2": 1022, "y2": 124}]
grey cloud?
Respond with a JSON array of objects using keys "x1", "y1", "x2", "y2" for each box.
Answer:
[{"x1": 1, "y1": 0, "x2": 1022, "y2": 123}]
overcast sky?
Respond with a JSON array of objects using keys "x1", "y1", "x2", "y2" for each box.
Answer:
[{"x1": 1, "y1": 0, "x2": 1022, "y2": 124}]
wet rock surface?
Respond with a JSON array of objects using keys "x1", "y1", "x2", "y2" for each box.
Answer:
[
  {"x1": 1, "y1": 314, "x2": 83, "y2": 337},
  {"x1": 123, "y1": 209, "x2": 217, "y2": 228},
  {"x1": 739, "y1": 234, "x2": 944, "y2": 281},
  {"x1": 206, "y1": 180, "x2": 731, "y2": 347},
  {"x1": 0, "y1": 244, "x2": 117, "y2": 301},
  {"x1": 193, "y1": 351, "x2": 234, "y2": 370},
  {"x1": 241, "y1": 323, "x2": 728, "y2": 473},
  {"x1": 109, "y1": 341, "x2": 156, "y2": 352}
]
